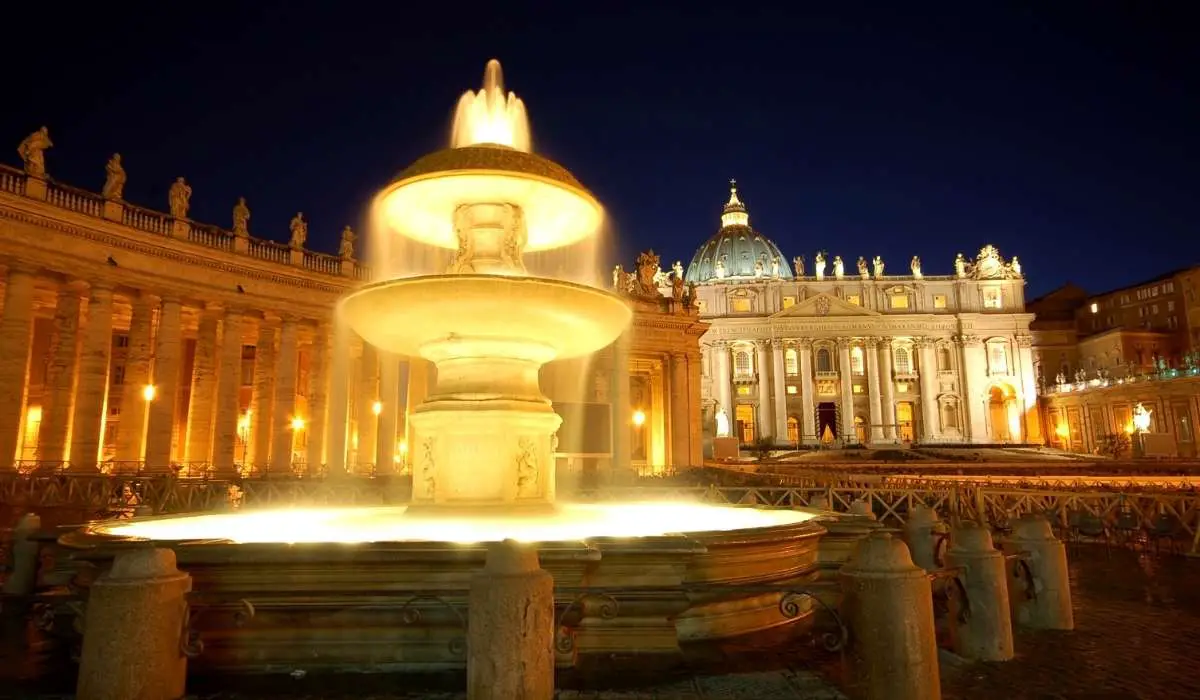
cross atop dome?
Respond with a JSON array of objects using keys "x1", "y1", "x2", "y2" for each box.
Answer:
[{"x1": 721, "y1": 178, "x2": 749, "y2": 227}]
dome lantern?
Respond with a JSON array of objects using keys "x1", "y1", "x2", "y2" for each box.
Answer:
[{"x1": 684, "y1": 180, "x2": 792, "y2": 284}]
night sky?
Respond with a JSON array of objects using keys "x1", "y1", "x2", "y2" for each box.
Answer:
[{"x1": 4, "y1": 1, "x2": 1196, "y2": 298}]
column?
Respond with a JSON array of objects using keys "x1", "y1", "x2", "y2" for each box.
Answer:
[
  {"x1": 610, "y1": 334, "x2": 631, "y2": 472},
  {"x1": 0, "y1": 264, "x2": 37, "y2": 470},
  {"x1": 1016, "y1": 335, "x2": 1041, "y2": 443},
  {"x1": 878, "y1": 339, "x2": 897, "y2": 441},
  {"x1": 838, "y1": 339, "x2": 855, "y2": 441},
  {"x1": 37, "y1": 284, "x2": 84, "y2": 463},
  {"x1": 249, "y1": 317, "x2": 277, "y2": 469},
  {"x1": 68, "y1": 284, "x2": 115, "y2": 471},
  {"x1": 184, "y1": 308, "x2": 220, "y2": 463},
  {"x1": 211, "y1": 307, "x2": 244, "y2": 476},
  {"x1": 713, "y1": 341, "x2": 732, "y2": 420},
  {"x1": 670, "y1": 352, "x2": 690, "y2": 468},
  {"x1": 917, "y1": 339, "x2": 940, "y2": 442},
  {"x1": 687, "y1": 351, "x2": 704, "y2": 465},
  {"x1": 771, "y1": 341, "x2": 788, "y2": 445},
  {"x1": 958, "y1": 335, "x2": 988, "y2": 442},
  {"x1": 325, "y1": 319, "x2": 351, "y2": 476},
  {"x1": 865, "y1": 338, "x2": 885, "y2": 443},
  {"x1": 755, "y1": 342, "x2": 772, "y2": 441},
  {"x1": 113, "y1": 293, "x2": 155, "y2": 462},
  {"x1": 305, "y1": 325, "x2": 330, "y2": 474},
  {"x1": 144, "y1": 297, "x2": 182, "y2": 472},
  {"x1": 376, "y1": 351, "x2": 399, "y2": 473},
  {"x1": 269, "y1": 316, "x2": 299, "y2": 473},
  {"x1": 355, "y1": 343, "x2": 379, "y2": 471},
  {"x1": 798, "y1": 342, "x2": 815, "y2": 444}
]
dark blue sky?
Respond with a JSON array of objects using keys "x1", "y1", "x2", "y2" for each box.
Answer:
[{"x1": 4, "y1": 1, "x2": 1196, "y2": 297}]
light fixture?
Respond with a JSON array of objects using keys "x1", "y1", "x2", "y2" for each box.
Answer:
[
  {"x1": 372, "y1": 400, "x2": 383, "y2": 415},
  {"x1": 142, "y1": 385, "x2": 156, "y2": 401},
  {"x1": 632, "y1": 409, "x2": 646, "y2": 426},
  {"x1": 1131, "y1": 403, "x2": 1152, "y2": 434},
  {"x1": 291, "y1": 416, "x2": 306, "y2": 431},
  {"x1": 1090, "y1": 302, "x2": 1099, "y2": 314}
]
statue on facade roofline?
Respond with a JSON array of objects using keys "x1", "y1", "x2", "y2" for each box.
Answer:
[
  {"x1": 857, "y1": 256, "x2": 868, "y2": 278},
  {"x1": 339, "y1": 226, "x2": 356, "y2": 260},
  {"x1": 814, "y1": 251, "x2": 826, "y2": 279},
  {"x1": 289, "y1": 212, "x2": 308, "y2": 250},
  {"x1": 102, "y1": 154, "x2": 125, "y2": 200},
  {"x1": 911, "y1": 255, "x2": 922, "y2": 278},
  {"x1": 168, "y1": 177, "x2": 191, "y2": 219},
  {"x1": 232, "y1": 197, "x2": 250, "y2": 237},
  {"x1": 793, "y1": 255, "x2": 805, "y2": 276},
  {"x1": 954, "y1": 252, "x2": 968, "y2": 278},
  {"x1": 672, "y1": 260, "x2": 684, "y2": 280},
  {"x1": 634, "y1": 249, "x2": 662, "y2": 297},
  {"x1": 1011, "y1": 256, "x2": 1022, "y2": 276},
  {"x1": 771, "y1": 255, "x2": 781, "y2": 278},
  {"x1": 612, "y1": 264, "x2": 624, "y2": 290},
  {"x1": 17, "y1": 126, "x2": 52, "y2": 178},
  {"x1": 872, "y1": 255, "x2": 884, "y2": 278},
  {"x1": 833, "y1": 255, "x2": 845, "y2": 279}
]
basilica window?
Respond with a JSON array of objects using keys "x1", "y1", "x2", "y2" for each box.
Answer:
[
  {"x1": 846, "y1": 294, "x2": 861, "y2": 306},
  {"x1": 785, "y1": 348, "x2": 799, "y2": 376},
  {"x1": 815, "y1": 347, "x2": 833, "y2": 373},
  {"x1": 850, "y1": 346, "x2": 865, "y2": 374},
  {"x1": 933, "y1": 294, "x2": 947, "y2": 309},
  {"x1": 890, "y1": 293, "x2": 909, "y2": 310},
  {"x1": 782, "y1": 296, "x2": 796, "y2": 309},
  {"x1": 982, "y1": 287, "x2": 1002, "y2": 309},
  {"x1": 987, "y1": 341, "x2": 1010, "y2": 375},
  {"x1": 937, "y1": 346, "x2": 953, "y2": 372},
  {"x1": 894, "y1": 347, "x2": 912, "y2": 374},
  {"x1": 733, "y1": 350, "x2": 753, "y2": 377},
  {"x1": 731, "y1": 298, "x2": 752, "y2": 313}
]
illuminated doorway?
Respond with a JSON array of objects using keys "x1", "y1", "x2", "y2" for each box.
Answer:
[
  {"x1": 987, "y1": 385, "x2": 1020, "y2": 442},
  {"x1": 816, "y1": 402, "x2": 838, "y2": 441},
  {"x1": 896, "y1": 402, "x2": 914, "y2": 442},
  {"x1": 853, "y1": 415, "x2": 866, "y2": 444},
  {"x1": 786, "y1": 416, "x2": 799, "y2": 444},
  {"x1": 735, "y1": 404, "x2": 756, "y2": 444}
]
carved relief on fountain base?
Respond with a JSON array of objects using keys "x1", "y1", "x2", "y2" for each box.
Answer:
[{"x1": 407, "y1": 408, "x2": 561, "y2": 510}]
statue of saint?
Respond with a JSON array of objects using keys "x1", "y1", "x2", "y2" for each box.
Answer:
[
  {"x1": 814, "y1": 252, "x2": 825, "y2": 280},
  {"x1": 612, "y1": 264, "x2": 624, "y2": 290},
  {"x1": 652, "y1": 263, "x2": 668, "y2": 287},
  {"x1": 672, "y1": 260, "x2": 684, "y2": 280},
  {"x1": 715, "y1": 408, "x2": 731, "y2": 438},
  {"x1": 872, "y1": 255, "x2": 885, "y2": 278},
  {"x1": 954, "y1": 253, "x2": 968, "y2": 278},
  {"x1": 289, "y1": 212, "x2": 308, "y2": 250},
  {"x1": 792, "y1": 255, "x2": 805, "y2": 276},
  {"x1": 833, "y1": 255, "x2": 844, "y2": 279},
  {"x1": 168, "y1": 177, "x2": 191, "y2": 219},
  {"x1": 771, "y1": 256, "x2": 781, "y2": 278},
  {"x1": 635, "y1": 250, "x2": 662, "y2": 297},
  {"x1": 17, "y1": 127, "x2": 52, "y2": 178},
  {"x1": 857, "y1": 256, "x2": 868, "y2": 278},
  {"x1": 232, "y1": 197, "x2": 250, "y2": 237},
  {"x1": 754, "y1": 258, "x2": 765, "y2": 278},
  {"x1": 911, "y1": 255, "x2": 923, "y2": 278},
  {"x1": 714, "y1": 257, "x2": 727, "y2": 279},
  {"x1": 671, "y1": 274, "x2": 685, "y2": 302},
  {"x1": 102, "y1": 153, "x2": 126, "y2": 200},
  {"x1": 1010, "y1": 256, "x2": 1022, "y2": 276},
  {"x1": 339, "y1": 226, "x2": 356, "y2": 259},
  {"x1": 687, "y1": 281, "x2": 699, "y2": 308}
]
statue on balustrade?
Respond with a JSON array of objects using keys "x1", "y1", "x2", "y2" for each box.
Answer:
[
  {"x1": 872, "y1": 255, "x2": 884, "y2": 278},
  {"x1": 671, "y1": 272, "x2": 685, "y2": 302},
  {"x1": 289, "y1": 212, "x2": 308, "y2": 250},
  {"x1": 814, "y1": 252, "x2": 826, "y2": 279},
  {"x1": 672, "y1": 260, "x2": 684, "y2": 280},
  {"x1": 857, "y1": 256, "x2": 868, "y2": 278},
  {"x1": 339, "y1": 226, "x2": 357, "y2": 260},
  {"x1": 168, "y1": 177, "x2": 191, "y2": 219},
  {"x1": 833, "y1": 255, "x2": 845, "y2": 279},
  {"x1": 793, "y1": 255, "x2": 805, "y2": 276},
  {"x1": 634, "y1": 250, "x2": 662, "y2": 298},
  {"x1": 911, "y1": 255, "x2": 923, "y2": 278},
  {"x1": 954, "y1": 253, "x2": 968, "y2": 278},
  {"x1": 102, "y1": 154, "x2": 125, "y2": 200},
  {"x1": 771, "y1": 256, "x2": 781, "y2": 278},
  {"x1": 1010, "y1": 256, "x2": 1022, "y2": 276},
  {"x1": 612, "y1": 264, "x2": 625, "y2": 290},
  {"x1": 17, "y1": 127, "x2": 52, "y2": 178},
  {"x1": 232, "y1": 197, "x2": 251, "y2": 237},
  {"x1": 686, "y1": 281, "x2": 699, "y2": 309}
]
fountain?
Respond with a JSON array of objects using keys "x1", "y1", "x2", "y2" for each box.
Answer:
[{"x1": 58, "y1": 61, "x2": 833, "y2": 675}]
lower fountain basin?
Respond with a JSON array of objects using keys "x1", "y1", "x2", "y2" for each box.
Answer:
[
  {"x1": 340, "y1": 275, "x2": 631, "y2": 361},
  {"x1": 59, "y1": 503, "x2": 829, "y2": 673}
]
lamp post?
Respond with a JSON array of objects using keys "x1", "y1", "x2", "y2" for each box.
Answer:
[{"x1": 1131, "y1": 402, "x2": 1152, "y2": 459}]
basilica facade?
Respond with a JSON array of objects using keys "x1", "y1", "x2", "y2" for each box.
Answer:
[{"x1": 682, "y1": 183, "x2": 1040, "y2": 447}]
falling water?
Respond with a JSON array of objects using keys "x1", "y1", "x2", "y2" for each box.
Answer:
[{"x1": 450, "y1": 59, "x2": 532, "y2": 152}]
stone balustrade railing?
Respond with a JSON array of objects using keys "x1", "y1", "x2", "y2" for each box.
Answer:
[
  {"x1": 0, "y1": 164, "x2": 371, "y2": 280},
  {"x1": 1044, "y1": 365, "x2": 1200, "y2": 395}
]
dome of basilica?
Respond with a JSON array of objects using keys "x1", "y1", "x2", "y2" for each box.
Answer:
[{"x1": 684, "y1": 181, "x2": 793, "y2": 284}]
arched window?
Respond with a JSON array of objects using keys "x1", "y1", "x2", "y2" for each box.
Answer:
[
  {"x1": 941, "y1": 401, "x2": 959, "y2": 430},
  {"x1": 894, "y1": 347, "x2": 912, "y2": 374},
  {"x1": 937, "y1": 346, "x2": 953, "y2": 371},
  {"x1": 988, "y1": 342, "x2": 1009, "y2": 374},
  {"x1": 850, "y1": 346, "x2": 865, "y2": 374},
  {"x1": 784, "y1": 348, "x2": 799, "y2": 376},
  {"x1": 816, "y1": 347, "x2": 833, "y2": 373},
  {"x1": 733, "y1": 350, "x2": 753, "y2": 377}
]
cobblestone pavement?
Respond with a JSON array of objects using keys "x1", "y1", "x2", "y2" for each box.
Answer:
[{"x1": 3, "y1": 545, "x2": 1198, "y2": 699}]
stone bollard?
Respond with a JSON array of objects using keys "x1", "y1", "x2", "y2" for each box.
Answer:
[
  {"x1": 2, "y1": 513, "x2": 42, "y2": 596},
  {"x1": 903, "y1": 505, "x2": 943, "y2": 571},
  {"x1": 943, "y1": 522, "x2": 1014, "y2": 661},
  {"x1": 839, "y1": 532, "x2": 940, "y2": 700},
  {"x1": 848, "y1": 499, "x2": 877, "y2": 520},
  {"x1": 1005, "y1": 514, "x2": 1074, "y2": 630},
  {"x1": 468, "y1": 539, "x2": 555, "y2": 700},
  {"x1": 77, "y1": 548, "x2": 192, "y2": 700}
]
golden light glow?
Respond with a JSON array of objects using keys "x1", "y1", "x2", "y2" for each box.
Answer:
[
  {"x1": 1132, "y1": 402, "x2": 1152, "y2": 433},
  {"x1": 450, "y1": 59, "x2": 530, "y2": 152},
  {"x1": 290, "y1": 416, "x2": 306, "y2": 431},
  {"x1": 372, "y1": 400, "x2": 383, "y2": 416},
  {"x1": 1090, "y1": 302, "x2": 1099, "y2": 314},
  {"x1": 100, "y1": 503, "x2": 815, "y2": 545},
  {"x1": 632, "y1": 409, "x2": 646, "y2": 427},
  {"x1": 398, "y1": 439, "x2": 408, "y2": 455},
  {"x1": 141, "y1": 385, "x2": 156, "y2": 401},
  {"x1": 237, "y1": 411, "x2": 251, "y2": 432},
  {"x1": 25, "y1": 405, "x2": 42, "y2": 425},
  {"x1": 1054, "y1": 423, "x2": 1070, "y2": 439}
]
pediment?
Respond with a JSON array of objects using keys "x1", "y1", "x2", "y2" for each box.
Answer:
[{"x1": 770, "y1": 292, "x2": 879, "y2": 318}]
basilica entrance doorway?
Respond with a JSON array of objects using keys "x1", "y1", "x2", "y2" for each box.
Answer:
[
  {"x1": 735, "y1": 404, "x2": 756, "y2": 445},
  {"x1": 897, "y1": 402, "x2": 914, "y2": 442},
  {"x1": 816, "y1": 402, "x2": 838, "y2": 443},
  {"x1": 988, "y1": 384, "x2": 1019, "y2": 442}
]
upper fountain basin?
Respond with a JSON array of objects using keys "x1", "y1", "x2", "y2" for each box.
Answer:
[
  {"x1": 378, "y1": 145, "x2": 603, "y2": 252},
  {"x1": 340, "y1": 274, "x2": 632, "y2": 360}
]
